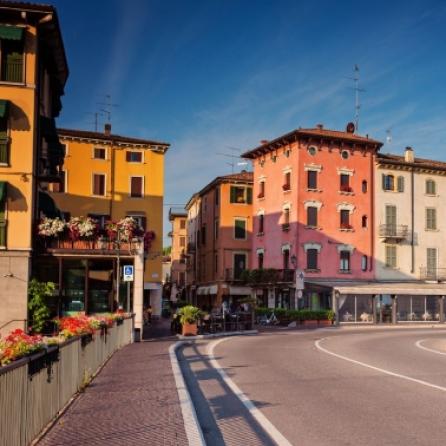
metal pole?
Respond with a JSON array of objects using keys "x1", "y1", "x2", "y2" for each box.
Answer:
[
  {"x1": 127, "y1": 281, "x2": 131, "y2": 313},
  {"x1": 116, "y1": 231, "x2": 121, "y2": 307}
]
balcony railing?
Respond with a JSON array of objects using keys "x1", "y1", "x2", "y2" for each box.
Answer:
[
  {"x1": 227, "y1": 268, "x2": 295, "y2": 284},
  {"x1": 0, "y1": 222, "x2": 6, "y2": 247},
  {"x1": 225, "y1": 268, "x2": 244, "y2": 281},
  {"x1": 420, "y1": 268, "x2": 446, "y2": 281},
  {"x1": 1, "y1": 57, "x2": 23, "y2": 83},
  {"x1": 38, "y1": 236, "x2": 139, "y2": 254},
  {"x1": 379, "y1": 224, "x2": 408, "y2": 239}
]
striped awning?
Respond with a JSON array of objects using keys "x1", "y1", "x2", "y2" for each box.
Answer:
[{"x1": 0, "y1": 25, "x2": 24, "y2": 41}]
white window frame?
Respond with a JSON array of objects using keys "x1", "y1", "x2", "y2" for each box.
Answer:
[
  {"x1": 92, "y1": 172, "x2": 106, "y2": 197},
  {"x1": 92, "y1": 146, "x2": 107, "y2": 160},
  {"x1": 129, "y1": 175, "x2": 144, "y2": 198}
]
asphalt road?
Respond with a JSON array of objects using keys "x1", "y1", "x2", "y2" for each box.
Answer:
[{"x1": 194, "y1": 327, "x2": 446, "y2": 446}]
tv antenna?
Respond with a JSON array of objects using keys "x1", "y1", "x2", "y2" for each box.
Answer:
[
  {"x1": 216, "y1": 148, "x2": 248, "y2": 174},
  {"x1": 85, "y1": 111, "x2": 106, "y2": 132},
  {"x1": 346, "y1": 65, "x2": 365, "y2": 131},
  {"x1": 97, "y1": 94, "x2": 119, "y2": 124}
]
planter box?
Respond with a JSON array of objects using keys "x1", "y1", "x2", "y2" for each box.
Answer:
[
  {"x1": 318, "y1": 319, "x2": 333, "y2": 326},
  {"x1": 182, "y1": 322, "x2": 198, "y2": 336},
  {"x1": 303, "y1": 320, "x2": 319, "y2": 327}
]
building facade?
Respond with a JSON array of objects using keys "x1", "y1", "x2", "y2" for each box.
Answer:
[
  {"x1": 40, "y1": 126, "x2": 168, "y2": 328},
  {"x1": 168, "y1": 208, "x2": 187, "y2": 301},
  {"x1": 242, "y1": 124, "x2": 382, "y2": 313},
  {"x1": 0, "y1": 2, "x2": 68, "y2": 331},
  {"x1": 186, "y1": 172, "x2": 253, "y2": 309}
]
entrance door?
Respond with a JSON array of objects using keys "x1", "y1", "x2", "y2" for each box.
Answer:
[
  {"x1": 385, "y1": 205, "x2": 397, "y2": 235},
  {"x1": 375, "y1": 295, "x2": 393, "y2": 323}
]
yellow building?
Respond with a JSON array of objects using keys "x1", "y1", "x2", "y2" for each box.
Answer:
[
  {"x1": 44, "y1": 125, "x2": 169, "y2": 323},
  {"x1": 0, "y1": 2, "x2": 68, "y2": 332},
  {"x1": 168, "y1": 208, "x2": 187, "y2": 300}
]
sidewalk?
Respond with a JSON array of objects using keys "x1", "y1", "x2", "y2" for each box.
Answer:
[{"x1": 38, "y1": 319, "x2": 187, "y2": 446}]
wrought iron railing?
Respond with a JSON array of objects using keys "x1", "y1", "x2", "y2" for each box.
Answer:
[
  {"x1": 420, "y1": 267, "x2": 446, "y2": 281},
  {"x1": 379, "y1": 224, "x2": 408, "y2": 238},
  {"x1": 1, "y1": 57, "x2": 23, "y2": 83}
]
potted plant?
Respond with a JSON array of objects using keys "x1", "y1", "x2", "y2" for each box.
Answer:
[{"x1": 178, "y1": 305, "x2": 203, "y2": 336}]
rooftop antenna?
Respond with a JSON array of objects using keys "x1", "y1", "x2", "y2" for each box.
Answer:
[
  {"x1": 216, "y1": 148, "x2": 248, "y2": 174},
  {"x1": 97, "y1": 94, "x2": 119, "y2": 124},
  {"x1": 353, "y1": 65, "x2": 365, "y2": 131},
  {"x1": 85, "y1": 111, "x2": 106, "y2": 131}
]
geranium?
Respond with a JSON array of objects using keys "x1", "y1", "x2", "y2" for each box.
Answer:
[
  {"x1": 0, "y1": 329, "x2": 44, "y2": 366},
  {"x1": 67, "y1": 217, "x2": 98, "y2": 240},
  {"x1": 55, "y1": 315, "x2": 96, "y2": 338},
  {"x1": 38, "y1": 217, "x2": 66, "y2": 237},
  {"x1": 118, "y1": 217, "x2": 144, "y2": 242}
]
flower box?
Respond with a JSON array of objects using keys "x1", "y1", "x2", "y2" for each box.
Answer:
[{"x1": 80, "y1": 333, "x2": 93, "y2": 348}]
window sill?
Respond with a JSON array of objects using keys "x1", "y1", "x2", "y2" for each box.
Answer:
[
  {"x1": 307, "y1": 188, "x2": 322, "y2": 193},
  {"x1": 339, "y1": 228, "x2": 354, "y2": 232},
  {"x1": 425, "y1": 194, "x2": 438, "y2": 197},
  {"x1": 339, "y1": 191, "x2": 354, "y2": 196},
  {"x1": 425, "y1": 228, "x2": 439, "y2": 232},
  {"x1": 0, "y1": 163, "x2": 9, "y2": 167},
  {"x1": 339, "y1": 270, "x2": 352, "y2": 274},
  {"x1": 129, "y1": 196, "x2": 144, "y2": 199},
  {"x1": 256, "y1": 232, "x2": 264, "y2": 237},
  {"x1": 282, "y1": 189, "x2": 291, "y2": 193},
  {"x1": 0, "y1": 80, "x2": 25, "y2": 86},
  {"x1": 305, "y1": 225, "x2": 319, "y2": 230},
  {"x1": 92, "y1": 158, "x2": 107, "y2": 161},
  {"x1": 304, "y1": 268, "x2": 320, "y2": 273},
  {"x1": 91, "y1": 194, "x2": 107, "y2": 198},
  {"x1": 383, "y1": 266, "x2": 399, "y2": 270}
]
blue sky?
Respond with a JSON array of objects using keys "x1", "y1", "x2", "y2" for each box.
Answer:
[{"x1": 52, "y1": 0, "x2": 446, "y2": 245}]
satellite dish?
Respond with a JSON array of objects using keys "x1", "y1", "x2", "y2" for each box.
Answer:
[{"x1": 346, "y1": 122, "x2": 355, "y2": 133}]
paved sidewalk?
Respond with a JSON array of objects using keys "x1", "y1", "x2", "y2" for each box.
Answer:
[{"x1": 38, "y1": 319, "x2": 187, "y2": 446}]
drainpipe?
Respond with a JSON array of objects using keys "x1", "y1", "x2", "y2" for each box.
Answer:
[
  {"x1": 369, "y1": 147, "x2": 375, "y2": 272},
  {"x1": 411, "y1": 168, "x2": 415, "y2": 274}
]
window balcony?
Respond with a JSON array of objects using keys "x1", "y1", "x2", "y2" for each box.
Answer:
[
  {"x1": 420, "y1": 267, "x2": 446, "y2": 282},
  {"x1": 379, "y1": 224, "x2": 408, "y2": 241},
  {"x1": 340, "y1": 223, "x2": 353, "y2": 230},
  {"x1": 340, "y1": 185, "x2": 353, "y2": 193},
  {"x1": 282, "y1": 184, "x2": 291, "y2": 192}
]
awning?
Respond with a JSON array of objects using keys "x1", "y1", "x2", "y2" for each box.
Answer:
[
  {"x1": 0, "y1": 100, "x2": 9, "y2": 118},
  {"x1": 144, "y1": 282, "x2": 161, "y2": 290},
  {"x1": 0, "y1": 25, "x2": 24, "y2": 41},
  {"x1": 0, "y1": 181, "x2": 6, "y2": 202},
  {"x1": 197, "y1": 285, "x2": 218, "y2": 295},
  {"x1": 229, "y1": 285, "x2": 252, "y2": 295},
  {"x1": 38, "y1": 191, "x2": 61, "y2": 218},
  {"x1": 306, "y1": 280, "x2": 446, "y2": 296}
]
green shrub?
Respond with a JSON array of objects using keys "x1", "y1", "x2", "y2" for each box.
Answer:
[{"x1": 28, "y1": 279, "x2": 55, "y2": 333}]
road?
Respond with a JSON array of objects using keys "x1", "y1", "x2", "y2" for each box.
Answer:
[{"x1": 180, "y1": 327, "x2": 446, "y2": 446}]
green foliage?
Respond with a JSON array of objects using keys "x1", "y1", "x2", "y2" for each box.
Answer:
[
  {"x1": 255, "y1": 307, "x2": 334, "y2": 322},
  {"x1": 240, "y1": 268, "x2": 281, "y2": 284},
  {"x1": 28, "y1": 279, "x2": 55, "y2": 333},
  {"x1": 163, "y1": 246, "x2": 172, "y2": 256},
  {"x1": 177, "y1": 305, "x2": 203, "y2": 324}
]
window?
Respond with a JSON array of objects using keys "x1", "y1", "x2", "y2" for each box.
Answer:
[
  {"x1": 234, "y1": 218, "x2": 247, "y2": 239},
  {"x1": 258, "y1": 181, "x2": 265, "y2": 198},
  {"x1": 52, "y1": 170, "x2": 66, "y2": 193},
  {"x1": 230, "y1": 186, "x2": 252, "y2": 204},
  {"x1": 306, "y1": 249, "x2": 318, "y2": 270},
  {"x1": 233, "y1": 253, "x2": 247, "y2": 279},
  {"x1": 93, "y1": 147, "x2": 106, "y2": 159},
  {"x1": 88, "y1": 214, "x2": 110, "y2": 229},
  {"x1": 362, "y1": 215, "x2": 368, "y2": 228},
  {"x1": 341, "y1": 150, "x2": 349, "y2": 159},
  {"x1": 130, "y1": 176, "x2": 143, "y2": 197},
  {"x1": 0, "y1": 37, "x2": 24, "y2": 83},
  {"x1": 201, "y1": 225, "x2": 206, "y2": 245},
  {"x1": 0, "y1": 114, "x2": 8, "y2": 165},
  {"x1": 339, "y1": 251, "x2": 350, "y2": 272},
  {"x1": 126, "y1": 215, "x2": 146, "y2": 229},
  {"x1": 308, "y1": 146, "x2": 317, "y2": 156},
  {"x1": 126, "y1": 151, "x2": 143, "y2": 163},
  {"x1": 307, "y1": 206, "x2": 318, "y2": 227},
  {"x1": 0, "y1": 196, "x2": 6, "y2": 247},
  {"x1": 283, "y1": 172, "x2": 291, "y2": 191},
  {"x1": 340, "y1": 209, "x2": 350, "y2": 229},
  {"x1": 92, "y1": 173, "x2": 106, "y2": 196},
  {"x1": 340, "y1": 174, "x2": 350, "y2": 192},
  {"x1": 258, "y1": 252, "x2": 264, "y2": 269},
  {"x1": 362, "y1": 180, "x2": 368, "y2": 193},
  {"x1": 426, "y1": 208, "x2": 437, "y2": 230},
  {"x1": 361, "y1": 255, "x2": 368, "y2": 271},
  {"x1": 307, "y1": 170, "x2": 318, "y2": 189},
  {"x1": 397, "y1": 176, "x2": 404, "y2": 192},
  {"x1": 180, "y1": 236, "x2": 186, "y2": 248},
  {"x1": 426, "y1": 179, "x2": 436, "y2": 195},
  {"x1": 382, "y1": 174, "x2": 394, "y2": 191},
  {"x1": 258, "y1": 214, "x2": 264, "y2": 234},
  {"x1": 283, "y1": 249, "x2": 290, "y2": 270},
  {"x1": 282, "y1": 208, "x2": 290, "y2": 230},
  {"x1": 385, "y1": 205, "x2": 397, "y2": 230},
  {"x1": 180, "y1": 219, "x2": 186, "y2": 230},
  {"x1": 385, "y1": 245, "x2": 397, "y2": 268}
]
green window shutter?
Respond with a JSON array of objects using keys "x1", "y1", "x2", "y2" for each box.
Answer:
[
  {"x1": 382, "y1": 174, "x2": 386, "y2": 190},
  {"x1": 397, "y1": 176, "x2": 404, "y2": 192},
  {"x1": 234, "y1": 219, "x2": 246, "y2": 239},
  {"x1": 247, "y1": 187, "x2": 252, "y2": 204},
  {"x1": 0, "y1": 198, "x2": 6, "y2": 247},
  {"x1": 0, "y1": 26, "x2": 24, "y2": 41},
  {"x1": 230, "y1": 186, "x2": 236, "y2": 203}
]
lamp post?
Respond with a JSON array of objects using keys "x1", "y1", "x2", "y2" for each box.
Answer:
[{"x1": 115, "y1": 228, "x2": 122, "y2": 309}]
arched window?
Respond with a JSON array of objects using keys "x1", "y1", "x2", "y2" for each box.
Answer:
[
  {"x1": 426, "y1": 179, "x2": 436, "y2": 195},
  {"x1": 397, "y1": 176, "x2": 404, "y2": 192},
  {"x1": 362, "y1": 180, "x2": 368, "y2": 193},
  {"x1": 362, "y1": 215, "x2": 368, "y2": 228}
]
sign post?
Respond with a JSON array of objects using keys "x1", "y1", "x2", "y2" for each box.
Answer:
[{"x1": 123, "y1": 265, "x2": 134, "y2": 282}]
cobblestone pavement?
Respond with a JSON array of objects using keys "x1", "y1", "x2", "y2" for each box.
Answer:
[{"x1": 39, "y1": 319, "x2": 187, "y2": 446}]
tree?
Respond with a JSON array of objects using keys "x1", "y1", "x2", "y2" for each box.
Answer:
[{"x1": 28, "y1": 279, "x2": 55, "y2": 333}]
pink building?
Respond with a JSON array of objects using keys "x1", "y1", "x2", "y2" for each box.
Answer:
[{"x1": 242, "y1": 124, "x2": 382, "y2": 312}]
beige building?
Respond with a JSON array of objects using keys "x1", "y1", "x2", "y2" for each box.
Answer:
[
  {"x1": 0, "y1": 2, "x2": 68, "y2": 331},
  {"x1": 168, "y1": 208, "x2": 187, "y2": 300}
]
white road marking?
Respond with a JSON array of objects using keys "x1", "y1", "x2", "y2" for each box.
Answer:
[
  {"x1": 415, "y1": 339, "x2": 446, "y2": 356},
  {"x1": 169, "y1": 342, "x2": 206, "y2": 446},
  {"x1": 315, "y1": 337, "x2": 446, "y2": 393},
  {"x1": 208, "y1": 337, "x2": 293, "y2": 446}
]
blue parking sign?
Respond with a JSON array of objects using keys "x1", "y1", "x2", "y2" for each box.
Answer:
[{"x1": 123, "y1": 265, "x2": 134, "y2": 282}]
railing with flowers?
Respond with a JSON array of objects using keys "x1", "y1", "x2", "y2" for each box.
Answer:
[
  {"x1": 0, "y1": 314, "x2": 133, "y2": 446},
  {"x1": 37, "y1": 216, "x2": 155, "y2": 253}
]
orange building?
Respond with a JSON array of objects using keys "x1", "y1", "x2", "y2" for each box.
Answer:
[
  {"x1": 186, "y1": 171, "x2": 253, "y2": 309},
  {"x1": 168, "y1": 208, "x2": 187, "y2": 300}
]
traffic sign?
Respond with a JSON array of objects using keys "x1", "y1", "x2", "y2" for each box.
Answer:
[{"x1": 123, "y1": 265, "x2": 134, "y2": 282}]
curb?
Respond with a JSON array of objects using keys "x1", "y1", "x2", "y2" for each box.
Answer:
[
  {"x1": 176, "y1": 329, "x2": 258, "y2": 340},
  {"x1": 169, "y1": 342, "x2": 206, "y2": 446}
]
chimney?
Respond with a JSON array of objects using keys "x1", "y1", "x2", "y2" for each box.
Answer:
[
  {"x1": 316, "y1": 123, "x2": 323, "y2": 130},
  {"x1": 260, "y1": 140, "x2": 269, "y2": 145},
  {"x1": 104, "y1": 123, "x2": 112, "y2": 136},
  {"x1": 404, "y1": 146, "x2": 414, "y2": 163}
]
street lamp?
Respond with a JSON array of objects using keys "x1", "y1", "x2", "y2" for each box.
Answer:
[{"x1": 290, "y1": 254, "x2": 297, "y2": 268}]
